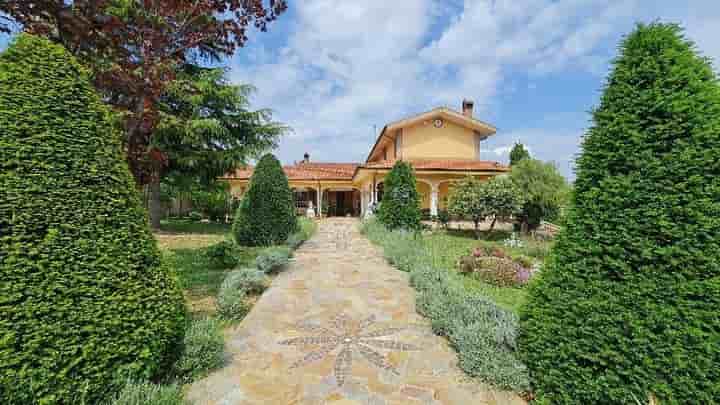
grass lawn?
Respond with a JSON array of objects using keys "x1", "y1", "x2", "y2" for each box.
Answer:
[
  {"x1": 422, "y1": 227, "x2": 552, "y2": 313},
  {"x1": 155, "y1": 218, "x2": 263, "y2": 317}
]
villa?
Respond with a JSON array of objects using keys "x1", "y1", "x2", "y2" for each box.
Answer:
[{"x1": 222, "y1": 100, "x2": 509, "y2": 217}]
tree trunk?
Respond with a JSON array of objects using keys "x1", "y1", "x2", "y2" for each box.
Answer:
[
  {"x1": 489, "y1": 216, "x2": 497, "y2": 232},
  {"x1": 473, "y1": 219, "x2": 480, "y2": 239},
  {"x1": 148, "y1": 172, "x2": 162, "y2": 229}
]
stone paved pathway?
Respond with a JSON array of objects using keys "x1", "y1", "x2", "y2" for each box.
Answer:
[{"x1": 187, "y1": 218, "x2": 526, "y2": 405}]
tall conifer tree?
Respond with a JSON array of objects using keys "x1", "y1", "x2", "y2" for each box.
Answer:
[{"x1": 519, "y1": 23, "x2": 720, "y2": 404}]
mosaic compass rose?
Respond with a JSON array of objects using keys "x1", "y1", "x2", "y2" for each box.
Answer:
[{"x1": 279, "y1": 313, "x2": 421, "y2": 386}]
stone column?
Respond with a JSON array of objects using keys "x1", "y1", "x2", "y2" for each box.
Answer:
[
  {"x1": 317, "y1": 186, "x2": 322, "y2": 217},
  {"x1": 430, "y1": 183, "x2": 440, "y2": 217}
]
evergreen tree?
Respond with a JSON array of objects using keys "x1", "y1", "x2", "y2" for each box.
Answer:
[
  {"x1": 509, "y1": 142, "x2": 530, "y2": 165},
  {"x1": 0, "y1": 35, "x2": 186, "y2": 404},
  {"x1": 233, "y1": 154, "x2": 297, "y2": 246},
  {"x1": 519, "y1": 23, "x2": 720, "y2": 404},
  {"x1": 377, "y1": 161, "x2": 422, "y2": 230}
]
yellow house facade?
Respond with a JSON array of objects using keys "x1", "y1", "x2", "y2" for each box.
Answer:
[{"x1": 221, "y1": 100, "x2": 509, "y2": 217}]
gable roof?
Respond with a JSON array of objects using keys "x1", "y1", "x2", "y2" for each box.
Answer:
[{"x1": 365, "y1": 107, "x2": 497, "y2": 163}]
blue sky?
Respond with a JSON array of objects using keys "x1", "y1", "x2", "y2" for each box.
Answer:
[{"x1": 3, "y1": 1, "x2": 719, "y2": 180}]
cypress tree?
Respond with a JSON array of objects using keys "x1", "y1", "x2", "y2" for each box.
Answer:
[
  {"x1": 0, "y1": 35, "x2": 186, "y2": 403},
  {"x1": 233, "y1": 153, "x2": 297, "y2": 246},
  {"x1": 509, "y1": 142, "x2": 530, "y2": 166},
  {"x1": 377, "y1": 161, "x2": 422, "y2": 230},
  {"x1": 519, "y1": 23, "x2": 720, "y2": 403}
]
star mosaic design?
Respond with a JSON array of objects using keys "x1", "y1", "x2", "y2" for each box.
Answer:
[{"x1": 278, "y1": 313, "x2": 421, "y2": 386}]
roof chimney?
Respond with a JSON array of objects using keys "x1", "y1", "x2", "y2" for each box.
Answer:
[
  {"x1": 462, "y1": 99, "x2": 474, "y2": 117},
  {"x1": 303, "y1": 152, "x2": 310, "y2": 163}
]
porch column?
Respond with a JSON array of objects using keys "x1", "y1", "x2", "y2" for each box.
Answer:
[
  {"x1": 317, "y1": 185, "x2": 322, "y2": 217},
  {"x1": 361, "y1": 190, "x2": 366, "y2": 216},
  {"x1": 430, "y1": 183, "x2": 440, "y2": 217}
]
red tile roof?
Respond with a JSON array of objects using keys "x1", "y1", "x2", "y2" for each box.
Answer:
[
  {"x1": 223, "y1": 162, "x2": 359, "y2": 181},
  {"x1": 222, "y1": 159, "x2": 508, "y2": 181}
]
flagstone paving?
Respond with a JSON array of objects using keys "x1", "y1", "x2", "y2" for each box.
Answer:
[{"x1": 187, "y1": 218, "x2": 526, "y2": 405}]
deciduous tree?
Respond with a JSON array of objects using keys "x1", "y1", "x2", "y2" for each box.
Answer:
[
  {"x1": 510, "y1": 158, "x2": 568, "y2": 232},
  {"x1": 0, "y1": 1, "x2": 288, "y2": 226},
  {"x1": 447, "y1": 176, "x2": 487, "y2": 236}
]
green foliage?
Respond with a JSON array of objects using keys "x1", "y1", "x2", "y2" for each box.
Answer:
[
  {"x1": 520, "y1": 23, "x2": 720, "y2": 404},
  {"x1": 190, "y1": 182, "x2": 232, "y2": 222},
  {"x1": 509, "y1": 159, "x2": 568, "y2": 231},
  {"x1": 106, "y1": 381, "x2": 186, "y2": 405},
  {"x1": 170, "y1": 319, "x2": 226, "y2": 384},
  {"x1": 376, "y1": 161, "x2": 422, "y2": 230},
  {"x1": 203, "y1": 240, "x2": 241, "y2": 268},
  {"x1": 0, "y1": 35, "x2": 186, "y2": 404},
  {"x1": 481, "y1": 175, "x2": 524, "y2": 231},
  {"x1": 436, "y1": 209, "x2": 450, "y2": 228},
  {"x1": 226, "y1": 268, "x2": 269, "y2": 295},
  {"x1": 216, "y1": 274, "x2": 251, "y2": 321},
  {"x1": 447, "y1": 176, "x2": 487, "y2": 229},
  {"x1": 255, "y1": 246, "x2": 292, "y2": 274},
  {"x1": 360, "y1": 219, "x2": 529, "y2": 392},
  {"x1": 233, "y1": 154, "x2": 297, "y2": 246},
  {"x1": 156, "y1": 65, "x2": 285, "y2": 185},
  {"x1": 509, "y1": 143, "x2": 531, "y2": 166}
]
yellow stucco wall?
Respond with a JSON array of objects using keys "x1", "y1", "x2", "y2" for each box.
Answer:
[
  {"x1": 402, "y1": 120, "x2": 477, "y2": 160},
  {"x1": 384, "y1": 134, "x2": 396, "y2": 160},
  {"x1": 416, "y1": 182, "x2": 431, "y2": 210}
]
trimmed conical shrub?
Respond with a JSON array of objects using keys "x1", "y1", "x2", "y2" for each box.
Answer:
[
  {"x1": 519, "y1": 23, "x2": 720, "y2": 404},
  {"x1": 0, "y1": 35, "x2": 186, "y2": 404},
  {"x1": 233, "y1": 154, "x2": 297, "y2": 246},
  {"x1": 377, "y1": 161, "x2": 422, "y2": 230}
]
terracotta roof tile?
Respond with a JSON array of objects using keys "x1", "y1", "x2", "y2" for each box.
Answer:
[
  {"x1": 222, "y1": 159, "x2": 508, "y2": 181},
  {"x1": 223, "y1": 162, "x2": 359, "y2": 181}
]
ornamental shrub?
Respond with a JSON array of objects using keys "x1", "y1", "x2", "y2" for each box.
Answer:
[
  {"x1": 361, "y1": 219, "x2": 529, "y2": 392},
  {"x1": 519, "y1": 23, "x2": 720, "y2": 404},
  {"x1": 216, "y1": 275, "x2": 250, "y2": 321},
  {"x1": 0, "y1": 35, "x2": 186, "y2": 404},
  {"x1": 255, "y1": 246, "x2": 292, "y2": 274},
  {"x1": 107, "y1": 380, "x2": 186, "y2": 405},
  {"x1": 170, "y1": 318, "x2": 226, "y2": 383},
  {"x1": 376, "y1": 161, "x2": 422, "y2": 230},
  {"x1": 226, "y1": 268, "x2": 269, "y2": 295},
  {"x1": 203, "y1": 240, "x2": 240, "y2": 268},
  {"x1": 233, "y1": 154, "x2": 297, "y2": 246}
]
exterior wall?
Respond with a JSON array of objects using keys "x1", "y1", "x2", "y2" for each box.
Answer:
[
  {"x1": 402, "y1": 120, "x2": 477, "y2": 160},
  {"x1": 439, "y1": 182, "x2": 452, "y2": 210},
  {"x1": 384, "y1": 135, "x2": 396, "y2": 160},
  {"x1": 416, "y1": 182, "x2": 431, "y2": 210}
]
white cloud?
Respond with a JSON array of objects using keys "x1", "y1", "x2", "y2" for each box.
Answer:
[{"x1": 228, "y1": 0, "x2": 720, "y2": 179}]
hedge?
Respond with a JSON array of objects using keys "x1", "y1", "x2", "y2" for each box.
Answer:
[
  {"x1": 519, "y1": 23, "x2": 720, "y2": 404},
  {"x1": 361, "y1": 220, "x2": 529, "y2": 392},
  {"x1": 233, "y1": 154, "x2": 297, "y2": 246},
  {"x1": 0, "y1": 35, "x2": 186, "y2": 404}
]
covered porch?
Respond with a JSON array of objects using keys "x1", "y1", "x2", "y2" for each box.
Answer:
[
  {"x1": 291, "y1": 183, "x2": 361, "y2": 217},
  {"x1": 355, "y1": 168, "x2": 499, "y2": 218}
]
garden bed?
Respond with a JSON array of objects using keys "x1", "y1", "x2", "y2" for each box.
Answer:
[{"x1": 360, "y1": 219, "x2": 551, "y2": 396}]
